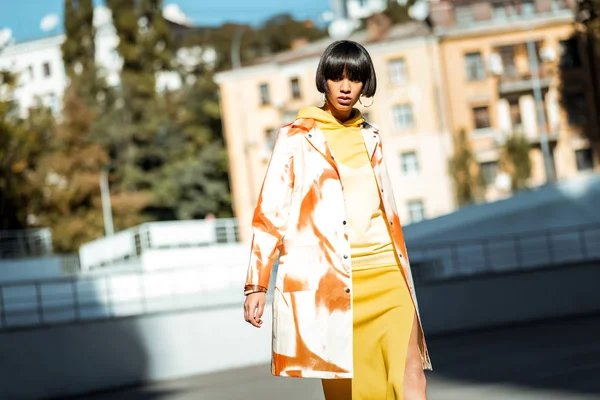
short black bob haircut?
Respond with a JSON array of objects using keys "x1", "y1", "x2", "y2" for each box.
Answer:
[{"x1": 315, "y1": 40, "x2": 377, "y2": 98}]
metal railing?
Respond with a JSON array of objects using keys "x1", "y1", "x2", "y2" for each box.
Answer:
[
  {"x1": 408, "y1": 223, "x2": 600, "y2": 282},
  {"x1": 1, "y1": 223, "x2": 598, "y2": 331},
  {"x1": 0, "y1": 261, "x2": 248, "y2": 331},
  {"x1": 0, "y1": 228, "x2": 53, "y2": 259},
  {"x1": 79, "y1": 218, "x2": 240, "y2": 271}
]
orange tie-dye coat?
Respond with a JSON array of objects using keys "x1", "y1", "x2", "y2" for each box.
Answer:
[{"x1": 245, "y1": 117, "x2": 432, "y2": 379}]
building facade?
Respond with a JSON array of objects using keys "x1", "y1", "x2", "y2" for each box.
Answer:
[
  {"x1": 430, "y1": 0, "x2": 599, "y2": 200},
  {"x1": 0, "y1": 8, "x2": 187, "y2": 117},
  {"x1": 215, "y1": 22, "x2": 456, "y2": 242}
]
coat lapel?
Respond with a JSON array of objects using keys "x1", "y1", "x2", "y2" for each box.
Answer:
[{"x1": 361, "y1": 123, "x2": 380, "y2": 165}]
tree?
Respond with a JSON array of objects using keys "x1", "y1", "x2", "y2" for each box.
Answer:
[
  {"x1": 62, "y1": 0, "x2": 100, "y2": 105},
  {"x1": 103, "y1": 0, "x2": 173, "y2": 212},
  {"x1": 565, "y1": 0, "x2": 600, "y2": 160},
  {"x1": 0, "y1": 72, "x2": 53, "y2": 229},
  {"x1": 449, "y1": 128, "x2": 481, "y2": 206},
  {"x1": 383, "y1": 0, "x2": 417, "y2": 24},
  {"x1": 29, "y1": 87, "x2": 110, "y2": 252},
  {"x1": 250, "y1": 14, "x2": 326, "y2": 57},
  {"x1": 152, "y1": 74, "x2": 232, "y2": 219},
  {"x1": 499, "y1": 132, "x2": 532, "y2": 192}
]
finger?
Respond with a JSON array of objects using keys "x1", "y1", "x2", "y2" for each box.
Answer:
[
  {"x1": 249, "y1": 302, "x2": 262, "y2": 328},
  {"x1": 255, "y1": 300, "x2": 265, "y2": 325}
]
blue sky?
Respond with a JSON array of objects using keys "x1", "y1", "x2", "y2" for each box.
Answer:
[{"x1": 0, "y1": 0, "x2": 331, "y2": 42}]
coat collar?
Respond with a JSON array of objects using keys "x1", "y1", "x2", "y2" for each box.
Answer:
[{"x1": 296, "y1": 118, "x2": 380, "y2": 161}]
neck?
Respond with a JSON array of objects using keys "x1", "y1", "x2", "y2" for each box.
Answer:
[{"x1": 322, "y1": 100, "x2": 353, "y2": 123}]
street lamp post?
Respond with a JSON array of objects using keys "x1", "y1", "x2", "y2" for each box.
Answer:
[
  {"x1": 526, "y1": 38, "x2": 556, "y2": 184},
  {"x1": 100, "y1": 166, "x2": 114, "y2": 237}
]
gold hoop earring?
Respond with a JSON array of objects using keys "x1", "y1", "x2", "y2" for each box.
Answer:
[{"x1": 358, "y1": 96, "x2": 374, "y2": 108}]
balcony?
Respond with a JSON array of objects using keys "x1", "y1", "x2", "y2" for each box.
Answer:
[{"x1": 498, "y1": 72, "x2": 552, "y2": 94}]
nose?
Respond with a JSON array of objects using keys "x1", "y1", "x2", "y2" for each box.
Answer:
[{"x1": 340, "y1": 79, "x2": 351, "y2": 93}]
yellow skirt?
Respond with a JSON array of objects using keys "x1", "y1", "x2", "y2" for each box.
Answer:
[{"x1": 322, "y1": 264, "x2": 415, "y2": 400}]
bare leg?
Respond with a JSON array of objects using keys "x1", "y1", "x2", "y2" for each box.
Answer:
[
  {"x1": 322, "y1": 378, "x2": 351, "y2": 400},
  {"x1": 403, "y1": 313, "x2": 427, "y2": 400}
]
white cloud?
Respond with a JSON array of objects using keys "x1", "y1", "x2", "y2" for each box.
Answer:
[
  {"x1": 0, "y1": 28, "x2": 13, "y2": 48},
  {"x1": 163, "y1": 4, "x2": 192, "y2": 26},
  {"x1": 40, "y1": 13, "x2": 59, "y2": 32}
]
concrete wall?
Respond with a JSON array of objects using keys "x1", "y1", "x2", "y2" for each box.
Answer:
[
  {"x1": 1, "y1": 261, "x2": 599, "y2": 399},
  {"x1": 0, "y1": 298, "x2": 273, "y2": 400},
  {"x1": 0, "y1": 256, "x2": 65, "y2": 284},
  {"x1": 417, "y1": 261, "x2": 600, "y2": 335}
]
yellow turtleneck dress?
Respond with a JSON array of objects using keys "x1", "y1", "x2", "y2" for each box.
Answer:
[{"x1": 296, "y1": 106, "x2": 416, "y2": 400}]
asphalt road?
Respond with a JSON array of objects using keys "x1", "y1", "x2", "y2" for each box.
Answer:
[{"x1": 75, "y1": 314, "x2": 600, "y2": 400}]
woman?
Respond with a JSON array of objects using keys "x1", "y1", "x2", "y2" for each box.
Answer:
[{"x1": 243, "y1": 40, "x2": 431, "y2": 399}]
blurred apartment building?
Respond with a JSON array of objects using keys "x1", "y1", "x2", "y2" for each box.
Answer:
[
  {"x1": 215, "y1": 21, "x2": 455, "y2": 242},
  {"x1": 0, "y1": 7, "x2": 203, "y2": 117},
  {"x1": 429, "y1": 0, "x2": 599, "y2": 200},
  {"x1": 216, "y1": 0, "x2": 600, "y2": 242}
]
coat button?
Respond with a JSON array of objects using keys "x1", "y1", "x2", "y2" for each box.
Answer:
[
  {"x1": 381, "y1": 189, "x2": 384, "y2": 193},
  {"x1": 343, "y1": 254, "x2": 349, "y2": 259},
  {"x1": 308, "y1": 134, "x2": 312, "y2": 138},
  {"x1": 343, "y1": 220, "x2": 347, "y2": 225},
  {"x1": 390, "y1": 221, "x2": 394, "y2": 225},
  {"x1": 345, "y1": 288, "x2": 350, "y2": 293}
]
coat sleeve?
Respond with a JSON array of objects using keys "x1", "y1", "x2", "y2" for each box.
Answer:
[{"x1": 244, "y1": 127, "x2": 295, "y2": 295}]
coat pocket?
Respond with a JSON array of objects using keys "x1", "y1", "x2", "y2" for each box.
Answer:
[{"x1": 278, "y1": 245, "x2": 324, "y2": 293}]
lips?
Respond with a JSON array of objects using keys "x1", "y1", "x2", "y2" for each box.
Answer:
[{"x1": 337, "y1": 96, "x2": 352, "y2": 106}]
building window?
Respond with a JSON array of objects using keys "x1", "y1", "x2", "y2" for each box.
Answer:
[
  {"x1": 473, "y1": 106, "x2": 491, "y2": 130},
  {"x1": 455, "y1": 5, "x2": 474, "y2": 26},
  {"x1": 265, "y1": 128, "x2": 278, "y2": 151},
  {"x1": 575, "y1": 148, "x2": 594, "y2": 171},
  {"x1": 389, "y1": 58, "x2": 407, "y2": 85},
  {"x1": 499, "y1": 46, "x2": 517, "y2": 77},
  {"x1": 401, "y1": 152, "x2": 419, "y2": 176},
  {"x1": 509, "y1": 99, "x2": 523, "y2": 132},
  {"x1": 521, "y1": 1, "x2": 535, "y2": 16},
  {"x1": 259, "y1": 83, "x2": 270, "y2": 105},
  {"x1": 28, "y1": 65, "x2": 34, "y2": 80},
  {"x1": 551, "y1": 0, "x2": 567, "y2": 11},
  {"x1": 393, "y1": 104, "x2": 414, "y2": 130},
  {"x1": 465, "y1": 52, "x2": 485, "y2": 81},
  {"x1": 480, "y1": 161, "x2": 499, "y2": 186},
  {"x1": 43, "y1": 62, "x2": 51, "y2": 78},
  {"x1": 408, "y1": 200, "x2": 425, "y2": 223},
  {"x1": 290, "y1": 77, "x2": 301, "y2": 100},
  {"x1": 47, "y1": 93, "x2": 59, "y2": 114},
  {"x1": 493, "y1": 4, "x2": 508, "y2": 21}
]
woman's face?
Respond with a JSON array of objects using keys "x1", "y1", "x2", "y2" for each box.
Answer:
[{"x1": 325, "y1": 76, "x2": 363, "y2": 112}]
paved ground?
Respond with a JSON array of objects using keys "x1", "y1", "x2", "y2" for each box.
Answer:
[{"x1": 75, "y1": 314, "x2": 600, "y2": 400}]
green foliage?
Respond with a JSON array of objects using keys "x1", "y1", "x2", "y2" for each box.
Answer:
[
  {"x1": 62, "y1": 0, "x2": 99, "y2": 104},
  {"x1": 29, "y1": 86, "x2": 110, "y2": 252},
  {"x1": 499, "y1": 132, "x2": 532, "y2": 192},
  {"x1": 0, "y1": 72, "x2": 52, "y2": 229},
  {"x1": 382, "y1": 0, "x2": 416, "y2": 24},
  {"x1": 191, "y1": 14, "x2": 326, "y2": 71},
  {"x1": 2, "y1": 3, "x2": 329, "y2": 249},
  {"x1": 448, "y1": 128, "x2": 481, "y2": 206}
]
